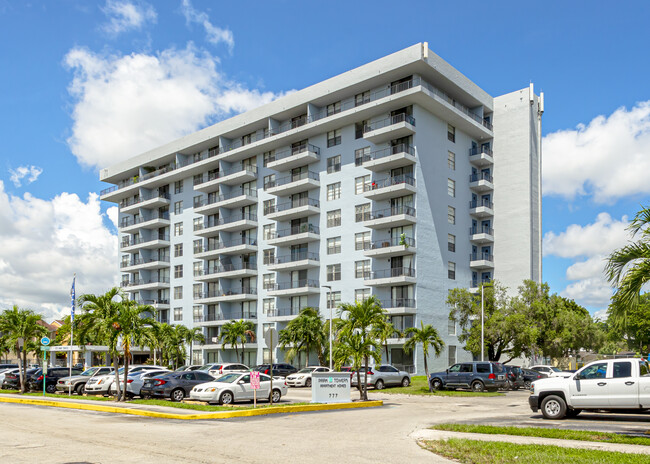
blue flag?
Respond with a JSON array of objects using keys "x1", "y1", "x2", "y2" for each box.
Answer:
[{"x1": 70, "y1": 276, "x2": 76, "y2": 322}]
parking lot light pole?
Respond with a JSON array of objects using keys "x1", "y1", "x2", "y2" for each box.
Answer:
[
  {"x1": 322, "y1": 285, "x2": 333, "y2": 371},
  {"x1": 481, "y1": 284, "x2": 485, "y2": 362}
]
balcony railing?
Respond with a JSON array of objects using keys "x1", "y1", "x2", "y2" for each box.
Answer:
[
  {"x1": 469, "y1": 172, "x2": 493, "y2": 183},
  {"x1": 272, "y1": 143, "x2": 321, "y2": 163},
  {"x1": 271, "y1": 279, "x2": 320, "y2": 291},
  {"x1": 203, "y1": 311, "x2": 258, "y2": 321},
  {"x1": 195, "y1": 213, "x2": 258, "y2": 230},
  {"x1": 364, "y1": 175, "x2": 415, "y2": 192},
  {"x1": 358, "y1": 143, "x2": 415, "y2": 165},
  {"x1": 133, "y1": 299, "x2": 170, "y2": 306},
  {"x1": 197, "y1": 263, "x2": 257, "y2": 276},
  {"x1": 470, "y1": 253, "x2": 494, "y2": 262},
  {"x1": 271, "y1": 251, "x2": 319, "y2": 265},
  {"x1": 119, "y1": 192, "x2": 170, "y2": 209},
  {"x1": 471, "y1": 279, "x2": 492, "y2": 288},
  {"x1": 266, "y1": 197, "x2": 320, "y2": 215},
  {"x1": 269, "y1": 224, "x2": 319, "y2": 239},
  {"x1": 120, "y1": 256, "x2": 170, "y2": 268},
  {"x1": 195, "y1": 288, "x2": 258, "y2": 300},
  {"x1": 266, "y1": 307, "x2": 304, "y2": 317},
  {"x1": 121, "y1": 234, "x2": 170, "y2": 248},
  {"x1": 264, "y1": 171, "x2": 319, "y2": 190},
  {"x1": 363, "y1": 113, "x2": 416, "y2": 133},
  {"x1": 470, "y1": 147, "x2": 493, "y2": 157},
  {"x1": 195, "y1": 165, "x2": 258, "y2": 185},
  {"x1": 195, "y1": 237, "x2": 258, "y2": 253},
  {"x1": 120, "y1": 277, "x2": 170, "y2": 287},
  {"x1": 197, "y1": 189, "x2": 257, "y2": 207},
  {"x1": 380, "y1": 298, "x2": 416, "y2": 309},
  {"x1": 363, "y1": 205, "x2": 416, "y2": 221},
  {"x1": 469, "y1": 200, "x2": 494, "y2": 209},
  {"x1": 366, "y1": 236, "x2": 415, "y2": 250},
  {"x1": 120, "y1": 212, "x2": 170, "y2": 228},
  {"x1": 470, "y1": 226, "x2": 494, "y2": 236},
  {"x1": 365, "y1": 267, "x2": 416, "y2": 280}
]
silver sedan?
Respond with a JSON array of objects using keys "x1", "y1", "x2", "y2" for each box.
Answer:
[
  {"x1": 351, "y1": 365, "x2": 411, "y2": 389},
  {"x1": 190, "y1": 373, "x2": 288, "y2": 405}
]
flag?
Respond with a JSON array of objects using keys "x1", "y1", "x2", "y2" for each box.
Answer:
[{"x1": 70, "y1": 275, "x2": 76, "y2": 322}]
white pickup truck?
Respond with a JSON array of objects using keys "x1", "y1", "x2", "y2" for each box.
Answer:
[{"x1": 529, "y1": 358, "x2": 650, "y2": 419}]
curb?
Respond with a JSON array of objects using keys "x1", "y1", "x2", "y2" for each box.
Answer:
[{"x1": 0, "y1": 396, "x2": 383, "y2": 420}]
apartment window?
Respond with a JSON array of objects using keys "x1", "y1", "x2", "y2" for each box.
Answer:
[
  {"x1": 174, "y1": 180, "x2": 183, "y2": 194},
  {"x1": 173, "y1": 307, "x2": 183, "y2": 322},
  {"x1": 327, "y1": 182, "x2": 341, "y2": 201},
  {"x1": 263, "y1": 199, "x2": 276, "y2": 215},
  {"x1": 448, "y1": 318, "x2": 456, "y2": 336},
  {"x1": 355, "y1": 175, "x2": 369, "y2": 194},
  {"x1": 327, "y1": 155, "x2": 341, "y2": 173},
  {"x1": 355, "y1": 231, "x2": 370, "y2": 250},
  {"x1": 193, "y1": 239, "x2": 202, "y2": 254},
  {"x1": 447, "y1": 124, "x2": 455, "y2": 143},
  {"x1": 193, "y1": 195, "x2": 203, "y2": 208},
  {"x1": 193, "y1": 261, "x2": 202, "y2": 277},
  {"x1": 263, "y1": 249, "x2": 275, "y2": 265},
  {"x1": 326, "y1": 291, "x2": 342, "y2": 309},
  {"x1": 193, "y1": 304, "x2": 202, "y2": 319},
  {"x1": 448, "y1": 262, "x2": 456, "y2": 280},
  {"x1": 174, "y1": 201, "x2": 183, "y2": 215},
  {"x1": 327, "y1": 237, "x2": 341, "y2": 255},
  {"x1": 448, "y1": 234, "x2": 455, "y2": 253},
  {"x1": 193, "y1": 217, "x2": 203, "y2": 231},
  {"x1": 327, "y1": 101, "x2": 341, "y2": 116},
  {"x1": 263, "y1": 273, "x2": 275, "y2": 290},
  {"x1": 263, "y1": 298, "x2": 275, "y2": 315},
  {"x1": 263, "y1": 150, "x2": 275, "y2": 167},
  {"x1": 263, "y1": 224, "x2": 275, "y2": 240},
  {"x1": 327, "y1": 264, "x2": 341, "y2": 282},
  {"x1": 174, "y1": 265, "x2": 183, "y2": 278},
  {"x1": 355, "y1": 260, "x2": 370, "y2": 279},
  {"x1": 448, "y1": 151, "x2": 455, "y2": 170},
  {"x1": 355, "y1": 91, "x2": 370, "y2": 107},
  {"x1": 264, "y1": 174, "x2": 276, "y2": 190},
  {"x1": 355, "y1": 203, "x2": 370, "y2": 222},
  {"x1": 193, "y1": 174, "x2": 203, "y2": 186},
  {"x1": 241, "y1": 132, "x2": 253, "y2": 146},
  {"x1": 174, "y1": 244, "x2": 183, "y2": 257},
  {"x1": 448, "y1": 178, "x2": 456, "y2": 197},
  {"x1": 174, "y1": 222, "x2": 183, "y2": 236},
  {"x1": 327, "y1": 129, "x2": 342, "y2": 147},
  {"x1": 193, "y1": 284, "x2": 201, "y2": 299},
  {"x1": 355, "y1": 288, "x2": 370, "y2": 302},
  {"x1": 327, "y1": 210, "x2": 341, "y2": 228},
  {"x1": 174, "y1": 286, "x2": 183, "y2": 300},
  {"x1": 448, "y1": 345, "x2": 457, "y2": 365},
  {"x1": 448, "y1": 206, "x2": 455, "y2": 225},
  {"x1": 355, "y1": 146, "x2": 370, "y2": 165}
]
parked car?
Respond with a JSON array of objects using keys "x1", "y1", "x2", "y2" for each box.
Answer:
[
  {"x1": 503, "y1": 365, "x2": 525, "y2": 390},
  {"x1": 190, "y1": 372, "x2": 288, "y2": 404},
  {"x1": 0, "y1": 368, "x2": 20, "y2": 385},
  {"x1": 28, "y1": 367, "x2": 84, "y2": 393},
  {"x1": 56, "y1": 366, "x2": 114, "y2": 395},
  {"x1": 350, "y1": 365, "x2": 411, "y2": 389},
  {"x1": 285, "y1": 366, "x2": 331, "y2": 387},
  {"x1": 110, "y1": 369, "x2": 171, "y2": 397},
  {"x1": 0, "y1": 364, "x2": 19, "y2": 370},
  {"x1": 85, "y1": 365, "x2": 166, "y2": 395},
  {"x1": 522, "y1": 368, "x2": 547, "y2": 389},
  {"x1": 174, "y1": 365, "x2": 203, "y2": 371},
  {"x1": 253, "y1": 364, "x2": 297, "y2": 377},
  {"x1": 2, "y1": 368, "x2": 40, "y2": 390},
  {"x1": 198, "y1": 363, "x2": 249, "y2": 377},
  {"x1": 140, "y1": 371, "x2": 216, "y2": 401},
  {"x1": 429, "y1": 362, "x2": 507, "y2": 392},
  {"x1": 529, "y1": 365, "x2": 572, "y2": 378}
]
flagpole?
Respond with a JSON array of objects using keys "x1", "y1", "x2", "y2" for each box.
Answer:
[{"x1": 69, "y1": 274, "x2": 76, "y2": 396}]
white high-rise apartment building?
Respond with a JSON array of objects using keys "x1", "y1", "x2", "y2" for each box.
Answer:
[{"x1": 100, "y1": 43, "x2": 543, "y2": 373}]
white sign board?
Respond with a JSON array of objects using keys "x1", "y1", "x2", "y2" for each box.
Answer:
[
  {"x1": 311, "y1": 372, "x2": 351, "y2": 404},
  {"x1": 48, "y1": 345, "x2": 81, "y2": 352}
]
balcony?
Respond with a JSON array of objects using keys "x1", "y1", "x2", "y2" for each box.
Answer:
[
  {"x1": 120, "y1": 256, "x2": 170, "y2": 271},
  {"x1": 470, "y1": 252, "x2": 494, "y2": 269},
  {"x1": 120, "y1": 192, "x2": 170, "y2": 214},
  {"x1": 266, "y1": 224, "x2": 319, "y2": 246},
  {"x1": 363, "y1": 236, "x2": 415, "y2": 258},
  {"x1": 194, "y1": 287, "x2": 258, "y2": 304},
  {"x1": 469, "y1": 226, "x2": 494, "y2": 244},
  {"x1": 469, "y1": 172, "x2": 494, "y2": 192},
  {"x1": 264, "y1": 171, "x2": 320, "y2": 196},
  {"x1": 363, "y1": 175, "x2": 416, "y2": 201},
  {"x1": 469, "y1": 200, "x2": 494, "y2": 218},
  {"x1": 194, "y1": 165, "x2": 258, "y2": 193},
  {"x1": 267, "y1": 252, "x2": 319, "y2": 272},
  {"x1": 194, "y1": 237, "x2": 258, "y2": 258},
  {"x1": 267, "y1": 144, "x2": 320, "y2": 170},
  {"x1": 195, "y1": 189, "x2": 257, "y2": 215},
  {"x1": 266, "y1": 198, "x2": 320, "y2": 221},
  {"x1": 266, "y1": 307, "x2": 303, "y2": 322},
  {"x1": 469, "y1": 147, "x2": 494, "y2": 167},
  {"x1": 194, "y1": 213, "x2": 258, "y2": 236},
  {"x1": 362, "y1": 205, "x2": 416, "y2": 229},
  {"x1": 364, "y1": 267, "x2": 416, "y2": 286},
  {"x1": 195, "y1": 263, "x2": 258, "y2": 282},
  {"x1": 363, "y1": 114, "x2": 416, "y2": 144},
  {"x1": 267, "y1": 279, "x2": 320, "y2": 297},
  {"x1": 361, "y1": 144, "x2": 416, "y2": 172},
  {"x1": 120, "y1": 277, "x2": 170, "y2": 291},
  {"x1": 119, "y1": 212, "x2": 170, "y2": 232},
  {"x1": 199, "y1": 311, "x2": 258, "y2": 325},
  {"x1": 121, "y1": 234, "x2": 170, "y2": 252},
  {"x1": 380, "y1": 298, "x2": 417, "y2": 315},
  {"x1": 133, "y1": 299, "x2": 170, "y2": 309}
]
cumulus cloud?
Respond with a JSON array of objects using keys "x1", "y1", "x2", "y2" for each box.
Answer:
[
  {"x1": 544, "y1": 213, "x2": 631, "y2": 309},
  {"x1": 8, "y1": 165, "x2": 43, "y2": 187},
  {"x1": 0, "y1": 181, "x2": 118, "y2": 322},
  {"x1": 543, "y1": 101, "x2": 650, "y2": 203},
  {"x1": 101, "y1": 0, "x2": 156, "y2": 35},
  {"x1": 180, "y1": 0, "x2": 234, "y2": 52},
  {"x1": 64, "y1": 45, "x2": 284, "y2": 170}
]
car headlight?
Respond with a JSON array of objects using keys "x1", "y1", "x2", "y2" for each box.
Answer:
[
  {"x1": 298, "y1": 376, "x2": 305, "y2": 379},
  {"x1": 207, "y1": 387, "x2": 216, "y2": 392}
]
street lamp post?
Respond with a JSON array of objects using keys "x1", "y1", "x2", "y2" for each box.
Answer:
[
  {"x1": 322, "y1": 285, "x2": 333, "y2": 371},
  {"x1": 481, "y1": 284, "x2": 485, "y2": 362}
]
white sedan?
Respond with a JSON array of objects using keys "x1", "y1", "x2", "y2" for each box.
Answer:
[
  {"x1": 85, "y1": 365, "x2": 166, "y2": 395},
  {"x1": 109, "y1": 369, "x2": 171, "y2": 397},
  {"x1": 285, "y1": 366, "x2": 331, "y2": 387},
  {"x1": 190, "y1": 372, "x2": 287, "y2": 405}
]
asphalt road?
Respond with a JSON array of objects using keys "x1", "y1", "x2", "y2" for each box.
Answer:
[{"x1": 3, "y1": 389, "x2": 650, "y2": 464}]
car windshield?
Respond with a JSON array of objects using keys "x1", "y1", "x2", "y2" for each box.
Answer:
[
  {"x1": 80, "y1": 368, "x2": 99, "y2": 376},
  {"x1": 298, "y1": 368, "x2": 316, "y2": 374},
  {"x1": 213, "y1": 373, "x2": 240, "y2": 383},
  {"x1": 550, "y1": 367, "x2": 562, "y2": 372}
]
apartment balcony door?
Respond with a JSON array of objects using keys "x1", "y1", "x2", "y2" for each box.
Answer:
[{"x1": 291, "y1": 191, "x2": 308, "y2": 208}]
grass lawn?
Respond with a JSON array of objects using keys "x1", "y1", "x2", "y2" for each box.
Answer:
[
  {"x1": 432, "y1": 424, "x2": 650, "y2": 446},
  {"x1": 379, "y1": 376, "x2": 503, "y2": 397},
  {"x1": 422, "y1": 439, "x2": 648, "y2": 464}
]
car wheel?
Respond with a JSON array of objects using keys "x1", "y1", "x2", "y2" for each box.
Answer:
[
  {"x1": 401, "y1": 377, "x2": 410, "y2": 387},
  {"x1": 507, "y1": 380, "x2": 514, "y2": 391},
  {"x1": 430, "y1": 378, "x2": 443, "y2": 391},
  {"x1": 75, "y1": 384, "x2": 85, "y2": 395},
  {"x1": 171, "y1": 388, "x2": 185, "y2": 402},
  {"x1": 565, "y1": 409, "x2": 581, "y2": 418},
  {"x1": 541, "y1": 395, "x2": 567, "y2": 420},
  {"x1": 219, "y1": 391, "x2": 234, "y2": 405},
  {"x1": 524, "y1": 380, "x2": 532, "y2": 390},
  {"x1": 46, "y1": 384, "x2": 57, "y2": 394},
  {"x1": 375, "y1": 379, "x2": 384, "y2": 390},
  {"x1": 305, "y1": 378, "x2": 312, "y2": 388},
  {"x1": 471, "y1": 381, "x2": 485, "y2": 392},
  {"x1": 269, "y1": 389, "x2": 281, "y2": 403}
]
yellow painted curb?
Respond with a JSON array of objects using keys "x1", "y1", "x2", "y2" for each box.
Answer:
[{"x1": 0, "y1": 396, "x2": 382, "y2": 420}]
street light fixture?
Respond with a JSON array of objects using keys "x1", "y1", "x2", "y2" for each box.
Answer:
[{"x1": 322, "y1": 285, "x2": 333, "y2": 371}]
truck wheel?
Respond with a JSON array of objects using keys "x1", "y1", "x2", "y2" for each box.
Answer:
[
  {"x1": 430, "y1": 378, "x2": 443, "y2": 391},
  {"x1": 541, "y1": 395, "x2": 567, "y2": 420},
  {"x1": 471, "y1": 380, "x2": 485, "y2": 392},
  {"x1": 565, "y1": 408, "x2": 581, "y2": 418}
]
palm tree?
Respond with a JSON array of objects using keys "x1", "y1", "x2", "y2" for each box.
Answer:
[
  {"x1": 278, "y1": 308, "x2": 327, "y2": 368},
  {"x1": 332, "y1": 330, "x2": 381, "y2": 400},
  {"x1": 403, "y1": 321, "x2": 445, "y2": 392},
  {"x1": 220, "y1": 320, "x2": 256, "y2": 364},
  {"x1": 606, "y1": 206, "x2": 650, "y2": 320},
  {"x1": 337, "y1": 296, "x2": 386, "y2": 400},
  {"x1": 372, "y1": 318, "x2": 401, "y2": 364},
  {"x1": 0, "y1": 306, "x2": 47, "y2": 393},
  {"x1": 177, "y1": 325, "x2": 205, "y2": 366}
]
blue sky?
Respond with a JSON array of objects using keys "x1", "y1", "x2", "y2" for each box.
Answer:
[{"x1": 0, "y1": 0, "x2": 648, "y2": 320}]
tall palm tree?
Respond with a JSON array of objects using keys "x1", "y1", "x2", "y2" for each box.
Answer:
[
  {"x1": 0, "y1": 306, "x2": 47, "y2": 393},
  {"x1": 176, "y1": 325, "x2": 205, "y2": 366},
  {"x1": 403, "y1": 321, "x2": 445, "y2": 392},
  {"x1": 278, "y1": 307, "x2": 327, "y2": 367},
  {"x1": 606, "y1": 206, "x2": 650, "y2": 320},
  {"x1": 332, "y1": 330, "x2": 381, "y2": 400},
  {"x1": 220, "y1": 320, "x2": 256, "y2": 364},
  {"x1": 372, "y1": 318, "x2": 400, "y2": 364},
  {"x1": 337, "y1": 296, "x2": 386, "y2": 400}
]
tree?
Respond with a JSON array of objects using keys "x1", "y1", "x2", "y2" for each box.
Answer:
[
  {"x1": 607, "y1": 292, "x2": 650, "y2": 353},
  {"x1": 278, "y1": 307, "x2": 327, "y2": 367},
  {"x1": 178, "y1": 325, "x2": 205, "y2": 366},
  {"x1": 220, "y1": 320, "x2": 256, "y2": 364},
  {"x1": 403, "y1": 322, "x2": 444, "y2": 392},
  {"x1": 332, "y1": 330, "x2": 381, "y2": 399},
  {"x1": 372, "y1": 318, "x2": 400, "y2": 364},
  {"x1": 0, "y1": 306, "x2": 47, "y2": 393}
]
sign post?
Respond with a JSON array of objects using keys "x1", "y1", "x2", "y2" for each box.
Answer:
[
  {"x1": 40, "y1": 337, "x2": 51, "y2": 396},
  {"x1": 250, "y1": 371, "x2": 261, "y2": 408},
  {"x1": 263, "y1": 327, "x2": 278, "y2": 405}
]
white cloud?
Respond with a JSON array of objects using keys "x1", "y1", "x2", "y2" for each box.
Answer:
[
  {"x1": 101, "y1": 0, "x2": 156, "y2": 36},
  {"x1": 180, "y1": 0, "x2": 234, "y2": 52},
  {"x1": 8, "y1": 165, "x2": 43, "y2": 187},
  {"x1": 543, "y1": 101, "x2": 650, "y2": 203},
  {"x1": 0, "y1": 181, "x2": 118, "y2": 322},
  {"x1": 64, "y1": 45, "x2": 284, "y2": 170}
]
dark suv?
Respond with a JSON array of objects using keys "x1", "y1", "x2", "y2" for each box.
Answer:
[
  {"x1": 429, "y1": 362, "x2": 507, "y2": 392},
  {"x1": 253, "y1": 364, "x2": 297, "y2": 377},
  {"x1": 28, "y1": 367, "x2": 84, "y2": 393}
]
